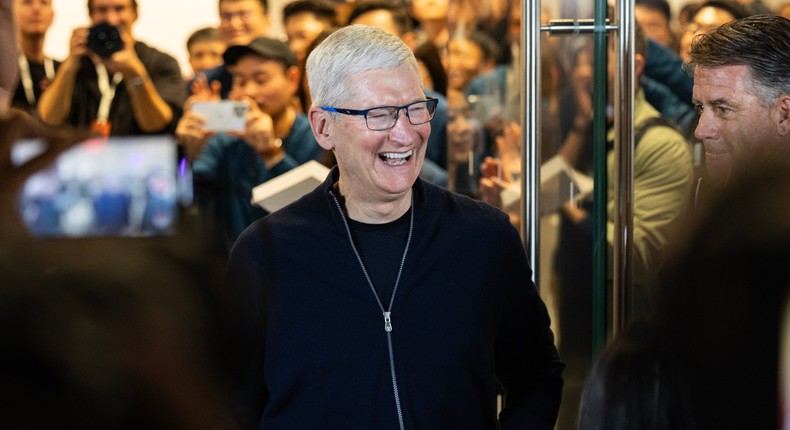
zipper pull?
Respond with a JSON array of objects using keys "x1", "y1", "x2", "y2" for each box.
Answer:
[{"x1": 383, "y1": 311, "x2": 392, "y2": 332}]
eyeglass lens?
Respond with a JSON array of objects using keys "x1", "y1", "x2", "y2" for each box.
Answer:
[{"x1": 366, "y1": 100, "x2": 435, "y2": 130}]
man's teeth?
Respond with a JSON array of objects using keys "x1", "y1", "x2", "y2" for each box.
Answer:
[{"x1": 379, "y1": 150, "x2": 413, "y2": 165}]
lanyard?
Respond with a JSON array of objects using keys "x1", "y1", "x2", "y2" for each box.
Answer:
[
  {"x1": 95, "y1": 63, "x2": 123, "y2": 123},
  {"x1": 18, "y1": 54, "x2": 55, "y2": 105}
]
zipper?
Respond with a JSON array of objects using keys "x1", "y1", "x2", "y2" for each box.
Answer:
[{"x1": 330, "y1": 191, "x2": 413, "y2": 430}]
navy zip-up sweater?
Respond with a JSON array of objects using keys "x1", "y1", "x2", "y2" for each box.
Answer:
[{"x1": 226, "y1": 168, "x2": 564, "y2": 430}]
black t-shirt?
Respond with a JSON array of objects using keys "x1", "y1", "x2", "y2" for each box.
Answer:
[{"x1": 347, "y1": 208, "x2": 412, "y2": 310}]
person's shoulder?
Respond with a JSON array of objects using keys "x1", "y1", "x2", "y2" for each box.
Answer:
[
  {"x1": 422, "y1": 180, "x2": 511, "y2": 226},
  {"x1": 133, "y1": 41, "x2": 181, "y2": 72},
  {"x1": 134, "y1": 40, "x2": 177, "y2": 60},
  {"x1": 464, "y1": 64, "x2": 508, "y2": 95},
  {"x1": 201, "y1": 64, "x2": 227, "y2": 81},
  {"x1": 260, "y1": 177, "x2": 334, "y2": 225}
]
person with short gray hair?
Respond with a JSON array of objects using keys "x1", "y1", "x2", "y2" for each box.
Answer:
[
  {"x1": 226, "y1": 24, "x2": 563, "y2": 430},
  {"x1": 688, "y1": 14, "x2": 790, "y2": 191}
]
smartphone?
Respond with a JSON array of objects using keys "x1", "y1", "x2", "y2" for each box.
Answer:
[
  {"x1": 11, "y1": 135, "x2": 192, "y2": 238},
  {"x1": 191, "y1": 100, "x2": 248, "y2": 133}
]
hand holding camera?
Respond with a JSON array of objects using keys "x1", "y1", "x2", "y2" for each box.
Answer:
[
  {"x1": 88, "y1": 22, "x2": 124, "y2": 58},
  {"x1": 234, "y1": 97, "x2": 283, "y2": 167}
]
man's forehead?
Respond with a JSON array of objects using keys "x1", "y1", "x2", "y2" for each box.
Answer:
[
  {"x1": 693, "y1": 65, "x2": 764, "y2": 103},
  {"x1": 694, "y1": 65, "x2": 751, "y2": 85},
  {"x1": 92, "y1": 0, "x2": 133, "y2": 9},
  {"x1": 220, "y1": 0, "x2": 263, "y2": 12}
]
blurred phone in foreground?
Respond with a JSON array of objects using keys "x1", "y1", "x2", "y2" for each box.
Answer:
[{"x1": 11, "y1": 135, "x2": 192, "y2": 238}]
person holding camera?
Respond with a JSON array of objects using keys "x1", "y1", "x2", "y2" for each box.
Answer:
[
  {"x1": 178, "y1": 37, "x2": 326, "y2": 252},
  {"x1": 37, "y1": 0, "x2": 185, "y2": 137}
]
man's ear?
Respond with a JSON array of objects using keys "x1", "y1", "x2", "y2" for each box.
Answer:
[
  {"x1": 775, "y1": 94, "x2": 790, "y2": 137},
  {"x1": 286, "y1": 65, "x2": 301, "y2": 94},
  {"x1": 308, "y1": 107, "x2": 334, "y2": 150},
  {"x1": 634, "y1": 53, "x2": 645, "y2": 80}
]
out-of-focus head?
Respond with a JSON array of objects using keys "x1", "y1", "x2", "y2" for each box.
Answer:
[
  {"x1": 223, "y1": 37, "x2": 298, "y2": 117},
  {"x1": 778, "y1": 2, "x2": 790, "y2": 20},
  {"x1": 187, "y1": 27, "x2": 226, "y2": 76},
  {"x1": 444, "y1": 31, "x2": 499, "y2": 93},
  {"x1": 578, "y1": 320, "x2": 695, "y2": 430},
  {"x1": 88, "y1": 0, "x2": 137, "y2": 30},
  {"x1": 409, "y1": 0, "x2": 447, "y2": 22},
  {"x1": 282, "y1": 0, "x2": 335, "y2": 64},
  {"x1": 688, "y1": 14, "x2": 790, "y2": 187},
  {"x1": 218, "y1": 0, "x2": 270, "y2": 47},
  {"x1": 679, "y1": 0, "x2": 750, "y2": 61},
  {"x1": 348, "y1": 0, "x2": 412, "y2": 40},
  {"x1": 657, "y1": 161, "x2": 790, "y2": 429},
  {"x1": 14, "y1": 0, "x2": 55, "y2": 39},
  {"x1": 634, "y1": 0, "x2": 674, "y2": 49}
]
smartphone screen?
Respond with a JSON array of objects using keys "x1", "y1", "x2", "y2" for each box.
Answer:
[{"x1": 12, "y1": 135, "x2": 192, "y2": 238}]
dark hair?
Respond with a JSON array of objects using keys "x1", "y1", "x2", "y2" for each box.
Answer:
[
  {"x1": 635, "y1": 0, "x2": 672, "y2": 21},
  {"x1": 186, "y1": 27, "x2": 222, "y2": 51},
  {"x1": 579, "y1": 321, "x2": 696, "y2": 430},
  {"x1": 686, "y1": 14, "x2": 790, "y2": 104},
  {"x1": 678, "y1": 2, "x2": 701, "y2": 25},
  {"x1": 218, "y1": 0, "x2": 268, "y2": 14},
  {"x1": 466, "y1": 30, "x2": 500, "y2": 65},
  {"x1": 413, "y1": 41, "x2": 446, "y2": 96},
  {"x1": 282, "y1": 0, "x2": 336, "y2": 25},
  {"x1": 347, "y1": 0, "x2": 413, "y2": 35},
  {"x1": 88, "y1": 0, "x2": 138, "y2": 15}
]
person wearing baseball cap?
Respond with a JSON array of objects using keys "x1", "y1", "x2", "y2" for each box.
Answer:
[{"x1": 177, "y1": 36, "x2": 326, "y2": 253}]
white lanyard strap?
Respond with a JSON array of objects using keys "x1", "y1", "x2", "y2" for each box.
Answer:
[
  {"x1": 96, "y1": 63, "x2": 123, "y2": 123},
  {"x1": 18, "y1": 54, "x2": 55, "y2": 105}
]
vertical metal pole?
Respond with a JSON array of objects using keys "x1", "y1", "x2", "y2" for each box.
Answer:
[
  {"x1": 612, "y1": 0, "x2": 635, "y2": 333},
  {"x1": 522, "y1": 0, "x2": 540, "y2": 285},
  {"x1": 591, "y1": 0, "x2": 609, "y2": 357}
]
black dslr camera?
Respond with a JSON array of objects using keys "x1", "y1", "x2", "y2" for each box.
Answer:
[{"x1": 88, "y1": 22, "x2": 123, "y2": 58}]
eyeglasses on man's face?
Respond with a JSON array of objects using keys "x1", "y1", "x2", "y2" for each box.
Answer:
[{"x1": 320, "y1": 97, "x2": 439, "y2": 131}]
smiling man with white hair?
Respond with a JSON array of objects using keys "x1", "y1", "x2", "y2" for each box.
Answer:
[{"x1": 225, "y1": 24, "x2": 563, "y2": 430}]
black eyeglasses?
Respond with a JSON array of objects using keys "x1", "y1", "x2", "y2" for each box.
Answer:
[{"x1": 320, "y1": 97, "x2": 439, "y2": 131}]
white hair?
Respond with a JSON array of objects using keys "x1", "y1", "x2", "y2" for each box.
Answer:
[{"x1": 306, "y1": 24, "x2": 421, "y2": 108}]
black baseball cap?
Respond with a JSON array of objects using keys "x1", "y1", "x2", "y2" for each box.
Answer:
[{"x1": 223, "y1": 37, "x2": 297, "y2": 68}]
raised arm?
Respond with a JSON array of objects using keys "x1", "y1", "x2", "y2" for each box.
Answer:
[{"x1": 38, "y1": 27, "x2": 88, "y2": 125}]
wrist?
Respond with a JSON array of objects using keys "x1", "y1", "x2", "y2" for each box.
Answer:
[
  {"x1": 126, "y1": 74, "x2": 150, "y2": 91},
  {"x1": 259, "y1": 138, "x2": 284, "y2": 166}
]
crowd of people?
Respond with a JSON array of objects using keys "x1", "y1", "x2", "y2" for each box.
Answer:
[{"x1": 2, "y1": 0, "x2": 790, "y2": 429}]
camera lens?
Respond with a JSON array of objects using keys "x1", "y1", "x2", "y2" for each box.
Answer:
[{"x1": 88, "y1": 22, "x2": 122, "y2": 58}]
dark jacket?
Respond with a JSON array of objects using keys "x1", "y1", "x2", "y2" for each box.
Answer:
[{"x1": 226, "y1": 168, "x2": 564, "y2": 430}]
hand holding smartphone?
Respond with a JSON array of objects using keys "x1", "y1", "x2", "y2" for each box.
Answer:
[{"x1": 191, "y1": 100, "x2": 249, "y2": 133}]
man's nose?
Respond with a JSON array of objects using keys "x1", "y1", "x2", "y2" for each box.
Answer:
[
  {"x1": 389, "y1": 109, "x2": 419, "y2": 142},
  {"x1": 694, "y1": 109, "x2": 717, "y2": 141},
  {"x1": 104, "y1": 12, "x2": 122, "y2": 26}
]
